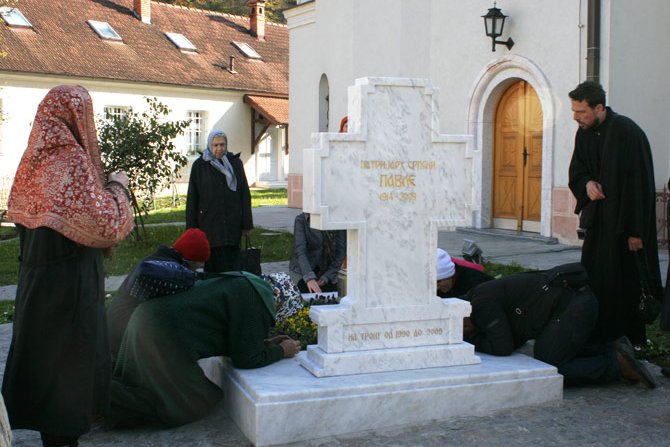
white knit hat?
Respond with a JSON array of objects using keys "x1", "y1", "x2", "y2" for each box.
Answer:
[{"x1": 436, "y1": 248, "x2": 456, "y2": 280}]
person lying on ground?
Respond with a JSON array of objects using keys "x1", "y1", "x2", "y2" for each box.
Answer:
[
  {"x1": 463, "y1": 264, "x2": 656, "y2": 388},
  {"x1": 107, "y1": 228, "x2": 211, "y2": 360},
  {"x1": 107, "y1": 272, "x2": 301, "y2": 428}
]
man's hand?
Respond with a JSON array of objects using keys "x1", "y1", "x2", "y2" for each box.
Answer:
[
  {"x1": 586, "y1": 180, "x2": 605, "y2": 201},
  {"x1": 279, "y1": 338, "x2": 301, "y2": 358},
  {"x1": 627, "y1": 236, "x2": 644, "y2": 251},
  {"x1": 306, "y1": 279, "x2": 322, "y2": 293},
  {"x1": 241, "y1": 229, "x2": 251, "y2": 236}
]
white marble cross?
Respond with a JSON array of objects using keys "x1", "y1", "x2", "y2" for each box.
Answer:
[{"x1": 300, "y1": 77, "x2": 480, "y2": 377}]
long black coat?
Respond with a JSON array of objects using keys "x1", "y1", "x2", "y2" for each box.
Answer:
[
  {"x1": 661, "y1": 178, "x2": 670, "y2": 331},
  {"x1": 569, "y1": 108, "x2": 662, "y2": 343},
  {"x1": 2, "y1": 226, "x2": 110, "y2": 436},
  {"x1": 464, "y1": 271, "x2": 573, "y2": 355},
  {"x1": 185, "y1": 152, "x2": 252, "y2": 247}
]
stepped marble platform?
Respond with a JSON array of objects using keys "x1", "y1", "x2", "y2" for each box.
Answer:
[{"x1": 199, "y1": 352, "x2": 563, "y2": 446}]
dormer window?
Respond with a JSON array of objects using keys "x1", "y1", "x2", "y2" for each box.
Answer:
[
  {"x1": 232, "y1": 41, "x2": 261, "y2": 60},
  {"x1": 88, "y1": 20, "x2": 122, "y2": 41},
  {"x1": 165, "y1": 32, "x2": 197, "y2": 52},
  {"x1": 0, "y1": 7, "x2": 32, "y2": 28}
]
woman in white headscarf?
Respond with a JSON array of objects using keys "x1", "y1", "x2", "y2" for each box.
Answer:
[{"x1": 185, "y1": 129, "x2": 252, "y2": 272}]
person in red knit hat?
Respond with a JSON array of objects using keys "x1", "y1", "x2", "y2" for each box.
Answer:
[
  {"x1": 171, "y1": 228, "x2": 211, "y2": 270},
  {"x1": 107, "y1": 229, "x2": 211, "y2": 360}
]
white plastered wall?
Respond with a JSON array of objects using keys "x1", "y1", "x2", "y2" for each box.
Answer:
[{"x1": 0, "y1": 74, "x2": 271, "y2": 187}]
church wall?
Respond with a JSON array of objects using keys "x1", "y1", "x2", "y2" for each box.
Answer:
[
  {"x1": 287, "y1": 0, "x2": 669, "y2": 242},
  {"x1": 605, "y1": 0, "x2": 670, "y2": 189}
]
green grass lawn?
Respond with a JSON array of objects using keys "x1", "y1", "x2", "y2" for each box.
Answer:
[
  {"x1": 0, "y1": 238, "x2": 19, "y2": 286},
  {"x1": 144, "y1": 189, "x2": 288, "y2": 224},
  {"x1": 0, "y1": 225, "x2": 16, "y2": 240}
]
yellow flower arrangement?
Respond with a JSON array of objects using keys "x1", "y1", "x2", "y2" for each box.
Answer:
[{"x1": 270, "y1": 307, "x2": 318, "y2": 348}]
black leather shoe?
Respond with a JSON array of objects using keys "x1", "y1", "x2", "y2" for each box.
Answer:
[{"x1": 615, "y1": 336, "x2": 657, "y2": 389}]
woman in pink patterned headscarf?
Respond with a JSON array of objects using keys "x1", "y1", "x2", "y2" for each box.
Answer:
[{"x1": 2, "y1": 85, "x2": 133, "y2": 447}]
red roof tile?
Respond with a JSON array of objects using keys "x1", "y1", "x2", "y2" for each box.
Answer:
[
  {"x1": 244, "y1": 94, "x2": 288, "y2": 124},
  {"x1": 0, "y1": 0, "x2": 288, "y2": 95}
]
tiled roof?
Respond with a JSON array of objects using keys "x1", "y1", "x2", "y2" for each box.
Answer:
[
  {"x1": 244, "y1": 94, "x2": 288, "y2": 124},
  {"x1": 0, "y1": 0, "x2": 288, "y2": 95}
]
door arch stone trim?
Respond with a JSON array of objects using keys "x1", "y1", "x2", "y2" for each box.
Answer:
[{"x1": 466, "y1": 55, "x2": 555, "y2": 237}]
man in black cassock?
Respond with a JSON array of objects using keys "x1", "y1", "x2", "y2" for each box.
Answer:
[{"x1": 568, "y1": 81, "x2": 662, "y2": 345}]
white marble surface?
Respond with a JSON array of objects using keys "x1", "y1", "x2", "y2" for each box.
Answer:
[
  {"x1": 301, "y1": 77, "x2": 477, "y2": 376},
  {"x1": 200, "y1": 352, "x2": 562, "y2": 446},
  {"x1": 301, "y1": 342, "x2": 479, "y2": 377}
]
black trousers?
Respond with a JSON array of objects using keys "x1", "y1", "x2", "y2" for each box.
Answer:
[
  {"x1": 533, "y1": 287, "x2": 620, "y2": 385},
  {"x1": 205, "y1": 245, "x2": 240, "y2": 273}
]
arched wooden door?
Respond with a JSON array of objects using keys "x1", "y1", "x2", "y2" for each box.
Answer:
[{"x1": 492, "y1": 80, "x2": 543, "y2": 232}]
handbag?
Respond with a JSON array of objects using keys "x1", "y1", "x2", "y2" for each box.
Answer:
[
  {"x1": 239, "y1": 235, "x2": 262, "y2": 276},
  {"x1": 632, "y1": 250, "x2": 662, "y2": 325}
]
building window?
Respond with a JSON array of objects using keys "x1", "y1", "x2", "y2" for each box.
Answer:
[
  {"x1": 88, "y1": 20, "x2": 122, "y2": 41},
  {"x1": 0, "y1": 7, "x2": 32, "y2": 28},
  {"x1": 186, "y1": 111, "x2": 205, "y2": 154},
  {"x1": 232, "y1": 41, "x2": 262, "y2": 59},
  {"x1": 104, "y1": 106, "x2": 130, "y2": 121},
  {"x1": 318, "y1": 73, "x2": 329, "y2": 132},
  {"x1": 165, "y1": 32, "x2": 197, "y2": 52}
]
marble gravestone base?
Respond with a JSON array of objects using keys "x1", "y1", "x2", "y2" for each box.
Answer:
[{"x1": 199, "y1": 354, "x2": 562, "y2": 447}]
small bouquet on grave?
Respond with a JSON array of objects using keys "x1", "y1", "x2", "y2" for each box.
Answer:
[
  {"x1": 270, "y1": 307, "x2": 317, "y2": 349},
  {"x1": 269, "y1": 293, "x2": 339, "y2": 348}
]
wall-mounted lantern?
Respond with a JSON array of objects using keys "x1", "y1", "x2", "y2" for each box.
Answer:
[{"x1": 482, "y1": 2, "x2": 514, "y2": 52}]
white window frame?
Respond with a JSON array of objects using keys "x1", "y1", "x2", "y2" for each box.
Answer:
[
  {"x1": 88, "y1": 20, "x2": 122, "y2": 41},
  {"x1": 165, "y1": 32, "x2": 197, "y2": 52},
  {"x1": 186, "y1": 111, "x2": 205, "y2": 154},
  {"x1": 232, "y1": 41, "x2": 261, "y2": 59},
  {"x1": 104, "y1": 106, "x2": 130, "y2": 121},
  {"x1": 0, "y1": 7, "x2": 32, "y2": 28}
]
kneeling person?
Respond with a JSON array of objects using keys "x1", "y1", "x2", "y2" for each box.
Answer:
[
  {"x1": 108, "y1": 272, "x2": 301, "y2": 428},
  {"x1": 107, "y1": 228, "x2": 211, "y2": 361},
  {"x1": 464, "y1": 265, "x2": 656, "y2": 388},
  {"x1": 436, "y1": 248, "x2": 493, "y2": 298}
]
